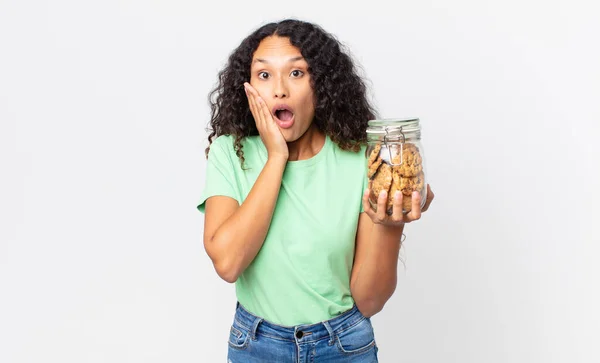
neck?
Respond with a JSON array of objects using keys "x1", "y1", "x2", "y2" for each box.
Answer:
[{"x1": 287, "y1": 124, "x2": 326, "y2": 161}]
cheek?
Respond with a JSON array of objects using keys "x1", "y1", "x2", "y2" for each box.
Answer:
[
  {"x1": 300, "y1": 96, "x2": 316, "y2": 118},
  {"x1": 250, "y1": 83, "x2": 268, "y2": 98},
  {"x1": 249, "y1": 78, "x2": 269, "y2": 95}
]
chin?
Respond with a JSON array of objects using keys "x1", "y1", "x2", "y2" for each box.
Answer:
[
  {"x1": 281, "y1": 125, "x2": 312, "y2": 143},
  {"x1": 280, "y1": 129, "x2": 298, "y2": 143}
]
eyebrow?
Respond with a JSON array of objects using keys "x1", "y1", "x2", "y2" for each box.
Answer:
[{"x1": 252, "y1": 56, "x2": 305, "y2": 65}]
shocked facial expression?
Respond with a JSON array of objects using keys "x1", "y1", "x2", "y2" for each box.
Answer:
[{"x1": 250, "y1": 36, "x2": 316, "y2": 142}]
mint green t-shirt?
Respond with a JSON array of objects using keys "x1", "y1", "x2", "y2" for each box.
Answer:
[{"x1": 198, "y1": 134, "x2": 368, "y2": 326}]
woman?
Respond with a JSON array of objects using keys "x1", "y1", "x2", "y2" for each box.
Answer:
[{"x1": 198, "y1": 18, "x2": 434, "y2": 362}]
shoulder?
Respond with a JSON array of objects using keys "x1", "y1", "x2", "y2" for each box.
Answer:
[
  {"x1": 329, "y1": 139, "x2": 368, "y2": 160},
  {"x1": 207, "y1": 135, "x2": 264, "y2": 170},
  {"x1": 326, "y1": 139, "x2": 368, "y2": 177},
  {"x1": 209, "y1": 134, "x2": 262, "y2": 154},
  {"x1": 208, "y1": 134, "x2": 235, "y2": 153}
]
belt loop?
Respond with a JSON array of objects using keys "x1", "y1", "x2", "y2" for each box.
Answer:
[
  {"x1": 322, "y1": 321, "x2": 335, "y2": 346},
  {"x1": 250, "y1": 317, "x2": 263, "y2": 341}
]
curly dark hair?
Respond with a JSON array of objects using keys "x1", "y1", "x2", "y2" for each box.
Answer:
[{"x1": 205, "y1": 19, "x2": 378, "y2": 165}]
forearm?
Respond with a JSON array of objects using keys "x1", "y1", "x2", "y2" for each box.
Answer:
[
  {"x1": 351, "y1": 224, "x2": 404, "y2": 317},
  {"x1": 209, "y1": 157, "x2": 286, "y2": 282}
]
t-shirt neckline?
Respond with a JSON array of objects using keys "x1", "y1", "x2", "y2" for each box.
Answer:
[{"x1": 284, "y1": 134, "x2": 331, "y2": 169}]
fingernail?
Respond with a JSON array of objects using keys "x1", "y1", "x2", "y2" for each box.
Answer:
[
  {"x1": 412, "y1": 191, "x2": 419, "y2": 198},
  {"x1": 395, "y1": 191, "x2": 401, "y2": 200}
]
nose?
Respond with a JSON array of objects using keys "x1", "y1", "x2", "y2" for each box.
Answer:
[{"x1": 273, "y1": 76, "x2": 288, "y2": 99}]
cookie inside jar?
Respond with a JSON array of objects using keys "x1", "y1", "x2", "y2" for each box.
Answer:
[{"x1": 366, "y1": 118, "x2": 427, "y2": 215}]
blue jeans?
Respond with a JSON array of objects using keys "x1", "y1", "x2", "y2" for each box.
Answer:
[{"x1": 227, "y1": 302, "x2": 379, "y2": 362}]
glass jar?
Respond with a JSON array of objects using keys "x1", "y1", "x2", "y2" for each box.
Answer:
[{"x1": 366, "y1": 118, "x2": 427, "y2": 215}]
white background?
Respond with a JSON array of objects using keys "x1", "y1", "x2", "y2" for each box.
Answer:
[{"x1": 1, "y1": 0, "x2": 599, "y2": 362}]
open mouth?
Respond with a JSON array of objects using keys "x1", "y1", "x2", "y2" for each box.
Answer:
[
  {"x1": 272, "y1": 104, "x2": 295, "y2": 128},
  {"x1": 275, "y1": 109, "x2": 294, "y2": 121}
]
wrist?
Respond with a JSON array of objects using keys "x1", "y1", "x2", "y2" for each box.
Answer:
[
  {"x1": 374, "y1": 222, "x2": 405, "y2": 238},
  {"x1": 267, "y1": 154, "x2": 288, "y2": 165}
]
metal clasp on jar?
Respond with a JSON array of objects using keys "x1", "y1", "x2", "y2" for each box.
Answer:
[{"x1": 384, "y1": 126, "x2": 405, "y2": 166}]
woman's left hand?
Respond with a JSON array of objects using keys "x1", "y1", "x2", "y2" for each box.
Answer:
[{"x1": 363, "y1": 184, "x2": 435, "y2": 226}]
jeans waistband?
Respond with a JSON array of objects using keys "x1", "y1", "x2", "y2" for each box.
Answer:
[{"x1": 233, "y1": 302, "x2": 367, "y2": 343}]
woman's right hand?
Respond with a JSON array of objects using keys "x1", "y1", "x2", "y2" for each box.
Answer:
[{"x1": 244, "y1": 82, "x2": 289, "y2": 161}]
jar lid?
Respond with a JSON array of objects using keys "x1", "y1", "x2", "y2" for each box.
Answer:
[{"x1": 366, "y1": 117, "x2": 420, "y2": 135}]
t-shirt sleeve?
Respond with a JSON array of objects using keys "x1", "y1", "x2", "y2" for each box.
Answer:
[
  {"x1": 197, "y1": 138, "x2": 241, "y2": 213},
  {"x1": 359, "y1": 172, "x2": 368, "y2": 213},
  {"x1": 359, "y1": 148, "x2": 368, "y2": 213}
]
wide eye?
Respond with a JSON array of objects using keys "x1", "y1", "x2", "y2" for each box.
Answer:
[
  {"x1": 258, "y1": 71, "x2": 270, "y2": 80},
  {"x1": 290, "y1": 70, "x2": 304, "y2": 78}
]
